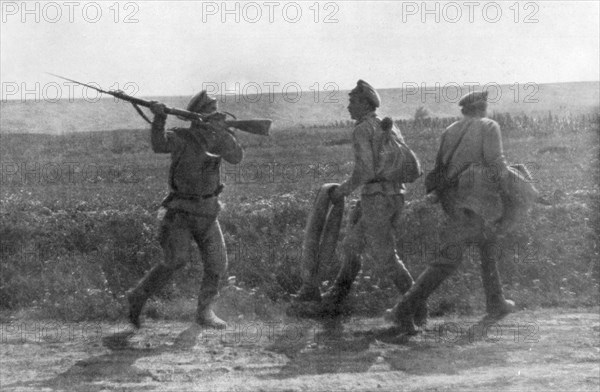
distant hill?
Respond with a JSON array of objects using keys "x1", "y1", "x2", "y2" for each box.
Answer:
[{"x1": 1, "y1": 81, "x2": 598, "y2": 134}]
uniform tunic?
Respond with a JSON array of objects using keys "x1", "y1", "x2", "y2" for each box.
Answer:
[
  {"x1": 435, "y1": 116, "x2": 508, "y2": 223},
  {"x1": 335, "y1": 111, "x2": 412, "y2": 289},
  {"x1": 150, "y1": 115, "x2": 243, "y2": 305},
  {"x1": 152, "y1": 115, "x2": 243, "y2": 216},
  {"x1": 432, "y1": 115, "x2": 510, "y2": 269},
  {"x1": 338, "y1": 111, "x2": 404, "y2": 197}
]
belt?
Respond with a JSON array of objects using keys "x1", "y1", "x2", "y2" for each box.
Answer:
[
  {"x1": 363, "y1": 179, "x2": 404, "y2": 195},
  {"x1": 204, "y1": 187, "x2": 222, "y2": 199},
  {"x1": 162, "y1": 184, "x2": 225, "y2": 206}
]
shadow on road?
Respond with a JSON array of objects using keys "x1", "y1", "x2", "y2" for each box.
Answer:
[
  {"x1": 264, "y1": 317, "x2": 380, "y2": 377},
  {"x1": 3, "y1": 324, "x2": 204, "y2": 392},
  {"x1": 263, "y1": 316, "x2": 509, "y2": 379}
]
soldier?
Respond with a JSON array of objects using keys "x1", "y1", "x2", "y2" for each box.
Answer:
[
  {"x1": 309, "y1": 80, "x2": 426, "y2": 323},
  {"x1": 126, "y1": 91, "x2": 243, "y2": 329},
  {"x1": 393, "y1": 91, "x2": 516, "y2": 335}
]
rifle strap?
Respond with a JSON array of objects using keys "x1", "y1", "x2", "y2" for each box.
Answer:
[
  {"x1": 427, "y1": 119, "x2": 474, "y2": 194},
  {"x1": 131, "y1": 103, "x2": 152, "y2": 124},
  {"x1": 221, "y1": 111, "x2": 237, "y2": 120},
  {"x1": 445, "y1": 119, "x2": 474, "y2": 168}
]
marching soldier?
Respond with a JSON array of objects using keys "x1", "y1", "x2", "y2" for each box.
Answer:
[
  {"x1": 126, "y1": 91, "x2": 243, "y2": 329},
  {"x1": 393, "y1": 91, "x2": 517, "y2": 335},
  {"x1": 301, "y1": 80, "x2": 426, "y2": 324}
]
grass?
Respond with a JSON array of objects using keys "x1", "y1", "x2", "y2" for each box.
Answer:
[{"x1": 0, "y1": 112, "x2": 598, "y2": 321}]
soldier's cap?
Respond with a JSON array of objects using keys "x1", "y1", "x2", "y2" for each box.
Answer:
[
  {"x1": 349, "y1": 79, "x2": 381, "y2": 108},
  {"x1": 458, "y1": 91, "x2": 488, "y2": 107},
  {"x1": 186, "y1": 91, "x2": 218, "y2": 115}
]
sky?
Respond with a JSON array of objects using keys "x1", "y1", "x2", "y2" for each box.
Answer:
[{"x1": 1, "y1": 0, "x2": 599, "y2": 99}]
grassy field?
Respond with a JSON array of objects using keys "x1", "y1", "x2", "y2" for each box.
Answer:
[
  {"x1": 1, "y1": 81, "x2": 598, "y2": 134},
  {"x1": 0, "y1": 109, "x2": 599, "y2": 322}
]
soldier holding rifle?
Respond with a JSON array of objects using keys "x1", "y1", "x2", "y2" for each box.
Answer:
[
  {"x1": 46, "y1": 75, "x2": 270, "y2": 329},
  {"x1": 126, "y1": 92, "x2": 244, "y2": 329}
]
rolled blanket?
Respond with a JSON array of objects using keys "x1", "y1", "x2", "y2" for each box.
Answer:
[{"x1": 296, "y1": 183, "x2": 344, "y2": 301}]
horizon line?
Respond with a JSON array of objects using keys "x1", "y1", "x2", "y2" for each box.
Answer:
[{"x1": 2, "y1": 80, "x2": 599, "y2": 102}]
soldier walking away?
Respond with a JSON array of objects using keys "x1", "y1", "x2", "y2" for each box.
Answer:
[
  {"x1": 393, "y1": 91, "x2": 518, "y2": 336},
  {"x1": 296, "y1": 80, "x2": 426, "y2": 324},
  {"x1": 126, "y1": 91, "x2": 243, "y2": 329}
]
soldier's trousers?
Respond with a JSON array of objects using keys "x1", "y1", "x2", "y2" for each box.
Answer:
[
  {"x1": 332, "y1": 193, "x2": 414, "y2": 297},
  {"x1": 129, "y1": 209, "x2": 227, "y2": 312},
  {"x1": 431, "y1": 208, "x2": 508, "y2": 312}
]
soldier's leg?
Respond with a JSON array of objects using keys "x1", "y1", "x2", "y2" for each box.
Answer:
[
  {"x1": 361, "y1": 195, "x2": 428, "y2": 326},
  {"x1": 383, "y1": 195, "x2": 430, "y2": 325},
  {"x1": 360, "y1": 195, "x2": 414, "y2": 293},
  {"x1": 321, "y1": 200, "x2": 365, "y2": 310},
  {"x1": 392, "y1": 211, "x2": 479, "y2": 334},
  {"x1": 127, "y1": 210, "x2": 192, "y2": 328},
  {"x1": 193, "y1": 219, "x2": 228, "y2": 329},
  {"x1": 383, "y1": 252, "x2": 430, "y2": 326},
  {"x1": 479, "y1": 237, "x2": 515, "y2": 322}
]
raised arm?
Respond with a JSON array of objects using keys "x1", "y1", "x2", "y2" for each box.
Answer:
[
  {"x1": 149, "y1": 102, "x2": 182, "y2": 153},
  {"x1": 207, "y1": 127, "x2": 244, "y2": 164},
  {"x1": 198, "y1": 115, "x2": 244, "y2": 164}
]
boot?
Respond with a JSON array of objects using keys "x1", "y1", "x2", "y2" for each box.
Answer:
[
  {"x1": 196, "y1": 271, "x2": 227, "y2": 329},
  {"x1": 385, "y1": 301, "x2": 429, "y2": 327},
  {"x1": 320, "y1": 253, "x2": 361, "y2": 316},
  {"x1": 320, "y1": 280, "x2": 353, "y2": 316},
  {"x1": 480, "y1": 246, "x2": 516, "y2": 323},
  {"x1": 393, "y1": 266, "x2": 450, "y2": 335},
  {"x1": 287, "y1": 275, "x2": 353, "y2": 319},
  {"x1": 482, "y1": 297, "x2": 516, "y2": 324},
  {"x1": 196, "y1": 306, "x2": 227, "y2": 329},
  {"x1": 126, "y1": 264, "x2": 175, "y2": 328},
  {"x1": 384, "y1": 266, "x2": 429, "y2": 327},
  {"x1": 384, "y1": 266, "x2": 412, "y2": 322}
]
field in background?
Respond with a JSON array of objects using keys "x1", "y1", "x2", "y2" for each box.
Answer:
[
  {"x1": 1, "y1": 105, "x2": 598, "y2": 321},
  {"x1": 1, "y1": 81, "x2": 598, "y2": 134}
]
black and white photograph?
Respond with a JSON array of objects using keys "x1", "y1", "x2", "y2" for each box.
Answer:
[{"x1": 1, "y1": 1, "x2": 599, "y2": 391}]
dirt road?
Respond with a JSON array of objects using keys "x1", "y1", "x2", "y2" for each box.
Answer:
[{"x1": 1, "y1": 308, "x2": 598, "y2": 391}]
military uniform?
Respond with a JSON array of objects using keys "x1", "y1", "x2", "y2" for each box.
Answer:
[
  {"x1": 318, "y1": 81, "x2": 421, "y2": 319},
  {"x1": 393, "y1": 91, "x2": 515, "y2": 335},
  {"x1": 328, "y1": 112, "x2": 413, "y2": 297},
  {"x1": 127, "y1": 92, "x2": 243, "y2": 329}
]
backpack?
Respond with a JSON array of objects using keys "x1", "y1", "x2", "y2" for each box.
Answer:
[{"x1": 374, "y1": 117, "x2": 422, "y2": 184}]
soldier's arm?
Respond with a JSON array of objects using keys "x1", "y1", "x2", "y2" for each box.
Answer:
[
  {"x1": 204, "y1": 124, "x2": 244, "y2": 164},
  {"x1": 483, "y1": 121, "x2": 509, "y2": 170},
  {"x1": 433, "y1": 131, "x2": 447, "y2": 169},
  {"x1": 424, "y1": 131, "x2": 447, "y2": 195},
  {"x1": 213, "y1": 130, "x2": 244, "y2": 164},
  {"x1": 484, "y1": 121, "x2": 517, "y2": 230},
  {"x1": 149, "y1": 103, "x2": 183, "y2": 153},
  {"x1": 337, "y1": 123, "x2": 375, "y2": 196}
]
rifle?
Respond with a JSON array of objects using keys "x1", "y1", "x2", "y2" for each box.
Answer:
[{"x1": 48, "y1": 73, "x2": 271, "y2": 136}]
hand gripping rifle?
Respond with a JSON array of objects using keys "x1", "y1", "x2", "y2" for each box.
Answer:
[{"x1": 48, "y1": 73, "x2": 271, "y2": 136}]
